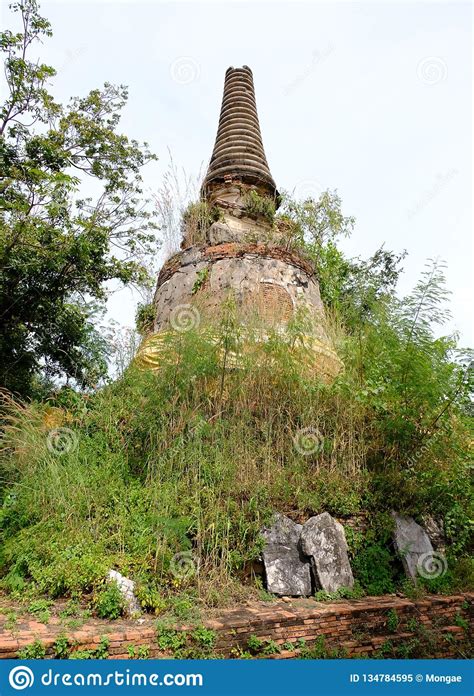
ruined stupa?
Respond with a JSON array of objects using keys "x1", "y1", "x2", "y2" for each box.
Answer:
[{"x1": 138, "y1": 66, "x2": 342, "y2": 381}]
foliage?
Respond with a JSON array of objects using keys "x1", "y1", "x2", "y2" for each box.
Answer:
[
  {"x1": 127, "y1": 644, "x2": 150, "y2": 659},
  {"x1": 275, "y1": 189, "x2": 353, "y2": 255},
  {"x1": 18, "y1": 639, "x2": 46, "y2": 659},
  {"x1": 298, "y1": 635, "x2": 347, "y2": 659},
  {"x1": 135, "y1": 583, "x2": 167, "y2": 615},
  {"x1": 191, "y1": 626, "x2": 216, "y2": 651},
  {"x1": 156, "y1": 625, "x2": 188, "y2": 654},
  {"x1": 181, "y1": 201, "x2": 221, "y2": 247},
  {"x1": 192, "y1": 267, "x2": 209, "y2": 294},
  {"x1": 135, "y1": 303, "x2": 155, "y2": 337},
  {"x1": 386, "y1": 609, "x2": 399, "y2": 632},
  {"x1": 53, "y1": 634, "x2": 70, "y2": 658},
  {"x1": 28, "y1": 598, "x2": 52, "y2": 623},
  {"x1": 275, "y1": 192, "x2": 405, "y2": 328},
  {"x1": 0, "y1": 0, "x2": 158, "y2": 397},
  {"x1": 348, "y1": 520, "x2": 399, "y2": 596},
  {"x1": 242, "y1": 189, "x2": 275, "y2": 223},
  {"x1": 70, "y1": 636, "x2": 109, "y2": 659},
  {"x1": 314, "y1": 584, "x2": 364, "y2": 602},
  {"x1": 0, "y1": 272, "x2": 471, "y2": 604},
  {"x1": 246, "y1": 634, "x2": 264, "y2": 653},
  {"x1": 94, "y1": 582, "x2": 124, "y2": 619}
]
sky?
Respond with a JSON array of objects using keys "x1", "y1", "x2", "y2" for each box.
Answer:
[{"x1": 1, "y1": 0, "x2": 472, "y2": 345}]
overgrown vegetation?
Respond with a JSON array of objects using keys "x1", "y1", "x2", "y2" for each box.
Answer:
[
  {"x1": 0, "y1": 0, "x2": 158, "y2": 398},
  {"x1": 0, "y1": 258, "x2": 472, "y2": 606},
  {"x1": 242, "y1": 189, "x2": 276, "y2": 224},
  {"x1": 0, "y1": 0, "x2": 471, "y2": 626}
]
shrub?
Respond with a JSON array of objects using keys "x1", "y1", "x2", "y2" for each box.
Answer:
[
  {"x1": 0, "y1": 255, "x2": 471, "y2": 607},
  {"x1": 18, "y1": 640, "x2": 46, "y2": 659},
  {"x1": 351, "y1": 542, "x2": 396, "y2": 595},
  {"x1": 242, "y1": 190, "x2": 275, "y2": 223},
  {"x1": 94, "y1": 582, "x2": 124, "y2": 620}
]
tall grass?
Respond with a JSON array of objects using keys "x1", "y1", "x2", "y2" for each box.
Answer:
[{"x1": 0, "y1": 301, "x2": 471, "y2": 604}]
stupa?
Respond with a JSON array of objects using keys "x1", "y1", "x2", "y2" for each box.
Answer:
[{"x1": 138, "y1": 66, "x2": 342, "y2": 381}]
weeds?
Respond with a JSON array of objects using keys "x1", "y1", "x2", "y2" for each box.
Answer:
[
  {"x1": 18, "y1": 640, "x2": 46, "y2": 659},
  {"x1": 0, "y1": 259, "x2": 471, "y2": 608}
]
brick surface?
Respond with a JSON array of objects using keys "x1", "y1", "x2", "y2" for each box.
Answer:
[{"x1": 1, "y1": 593, "x2": 472, "y2": 660}]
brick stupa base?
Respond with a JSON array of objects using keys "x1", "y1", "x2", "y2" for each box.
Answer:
[{"x1": 1, "y1": 594, "x2": 472, "y2": 659}]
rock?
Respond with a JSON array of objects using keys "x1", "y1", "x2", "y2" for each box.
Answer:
[
  {"x1": 300, "y1": 512, "x2": 354, "y2": 593},
  {"x1": 391, "y1": 512, "x2": 435, "y2": 582},
  {"x1": 262, "y1": 513, "x2": 312, "y2": 596},
  {"x1": 422, "y1": 515, "x2": 446, "y2": 553},
  {"x1": 107, "y1": 569, "x2": 141, "y2": 616}
]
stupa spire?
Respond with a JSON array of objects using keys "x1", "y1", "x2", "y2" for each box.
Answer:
[{"x1": 202, "y1": 65, "x2": 277, "y2": 199}]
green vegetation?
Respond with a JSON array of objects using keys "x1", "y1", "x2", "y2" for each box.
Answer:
[
  {"x1": 242, "y1": 189, "x2": 276, "y2": 223},
  {"x1": 94, "y1": 582, "x2": 125, "y2": 619},
  {"x1": 298, "y1": 635, "x2": 348, "y2": 659},
  {"x1": 0, "y1": 250, "x2": 471, "y2": 607},
  {"x1": 192, "y1": 267, "x2": 210, "y2": 294},
  {"x1": 69, "y1": 636, "x2": 110, "y2": 660},
  {"x1": 18, "y1": 639, "x2": 46, "y2": 659},
  {"x1": 0, "y1": 0, "x2": 471, "y2": 628},
  {"x1": 53, "y1": 634, "x2": 71, "y2": 659},
  {"x1": 4, "y1": 610, "x2": 18, "y2": 632},
  {"x1": 154, "y1": 624, "x2": 217, "y2": 658},
  {"x1": 0, "y1": 0, "x2": 157, "y2": 398},
  {"x1": 386, "y1": 609, "x2": 399, "y2": 632},
  {"x1": 28, "y1": 598, "x2": 52, "y2": 623},
  {"x1": 314, "y1": 584, "x2": 364, "y2": 602},
  {"x1": 127, "y1": 644, "x2": 150, "y2": 659},
  {"x1": 181, "y1": 201, "x2": 221, "y2": 246}
]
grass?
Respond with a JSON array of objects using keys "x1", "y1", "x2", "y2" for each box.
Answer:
[{"x1": 0, "y1": 305, "x2": 471, "y2": 610}]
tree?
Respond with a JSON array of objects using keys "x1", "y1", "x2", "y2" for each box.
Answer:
[
  {"x1": 0, "y1": 0, "x2": 158, "y2": 397},
  {"x1": 276, "y1": 191, "x2": 406, "y2": 327}
]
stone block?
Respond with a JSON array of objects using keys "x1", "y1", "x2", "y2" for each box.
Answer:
[
  {"x1": 391, "y1": 512, "x2": 436, "y2": 582},
  {"x1": 262, "y1": 513, "x2": 312, "y2": 596},
  {"x1": 300, "y1": 512, "x2": 354, "y2": 593}
]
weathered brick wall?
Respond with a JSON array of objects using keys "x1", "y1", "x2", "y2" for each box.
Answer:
[
  {"x1": 209, "y1": 594, "x2": 472, "y2": 659},
  {"x1": 1, "y1": 594, "x2": 471, "y2": 660}
]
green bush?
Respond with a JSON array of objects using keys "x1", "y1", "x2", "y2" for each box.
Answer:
[
  {"x1": 0, "y1": 253, "x2": 471, "y2": 607},
  {"x1": 351, "y1": 542, "x2": 397, "y2": 595},
  {"x1": 18, "y1": 640, "x2": 46, "y2": 659},
  {"x1": 94, "y1": 583, "x2": 124, "y2": 620},
  {"x1": 242, "y1": 190, "x2": 275, "y2": 223}
]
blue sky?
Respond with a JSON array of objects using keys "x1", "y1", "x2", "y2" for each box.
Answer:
[{"x1": 2, "y1": 0, "x2": 472, "y2": 344}]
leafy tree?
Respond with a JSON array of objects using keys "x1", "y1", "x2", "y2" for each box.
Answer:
[
  {"x1": 0, "y1": 0, "x2": 158, "y2": 397},
  {"x1": 276, "y1": 191, "x2": 406, "y2": 327}
]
